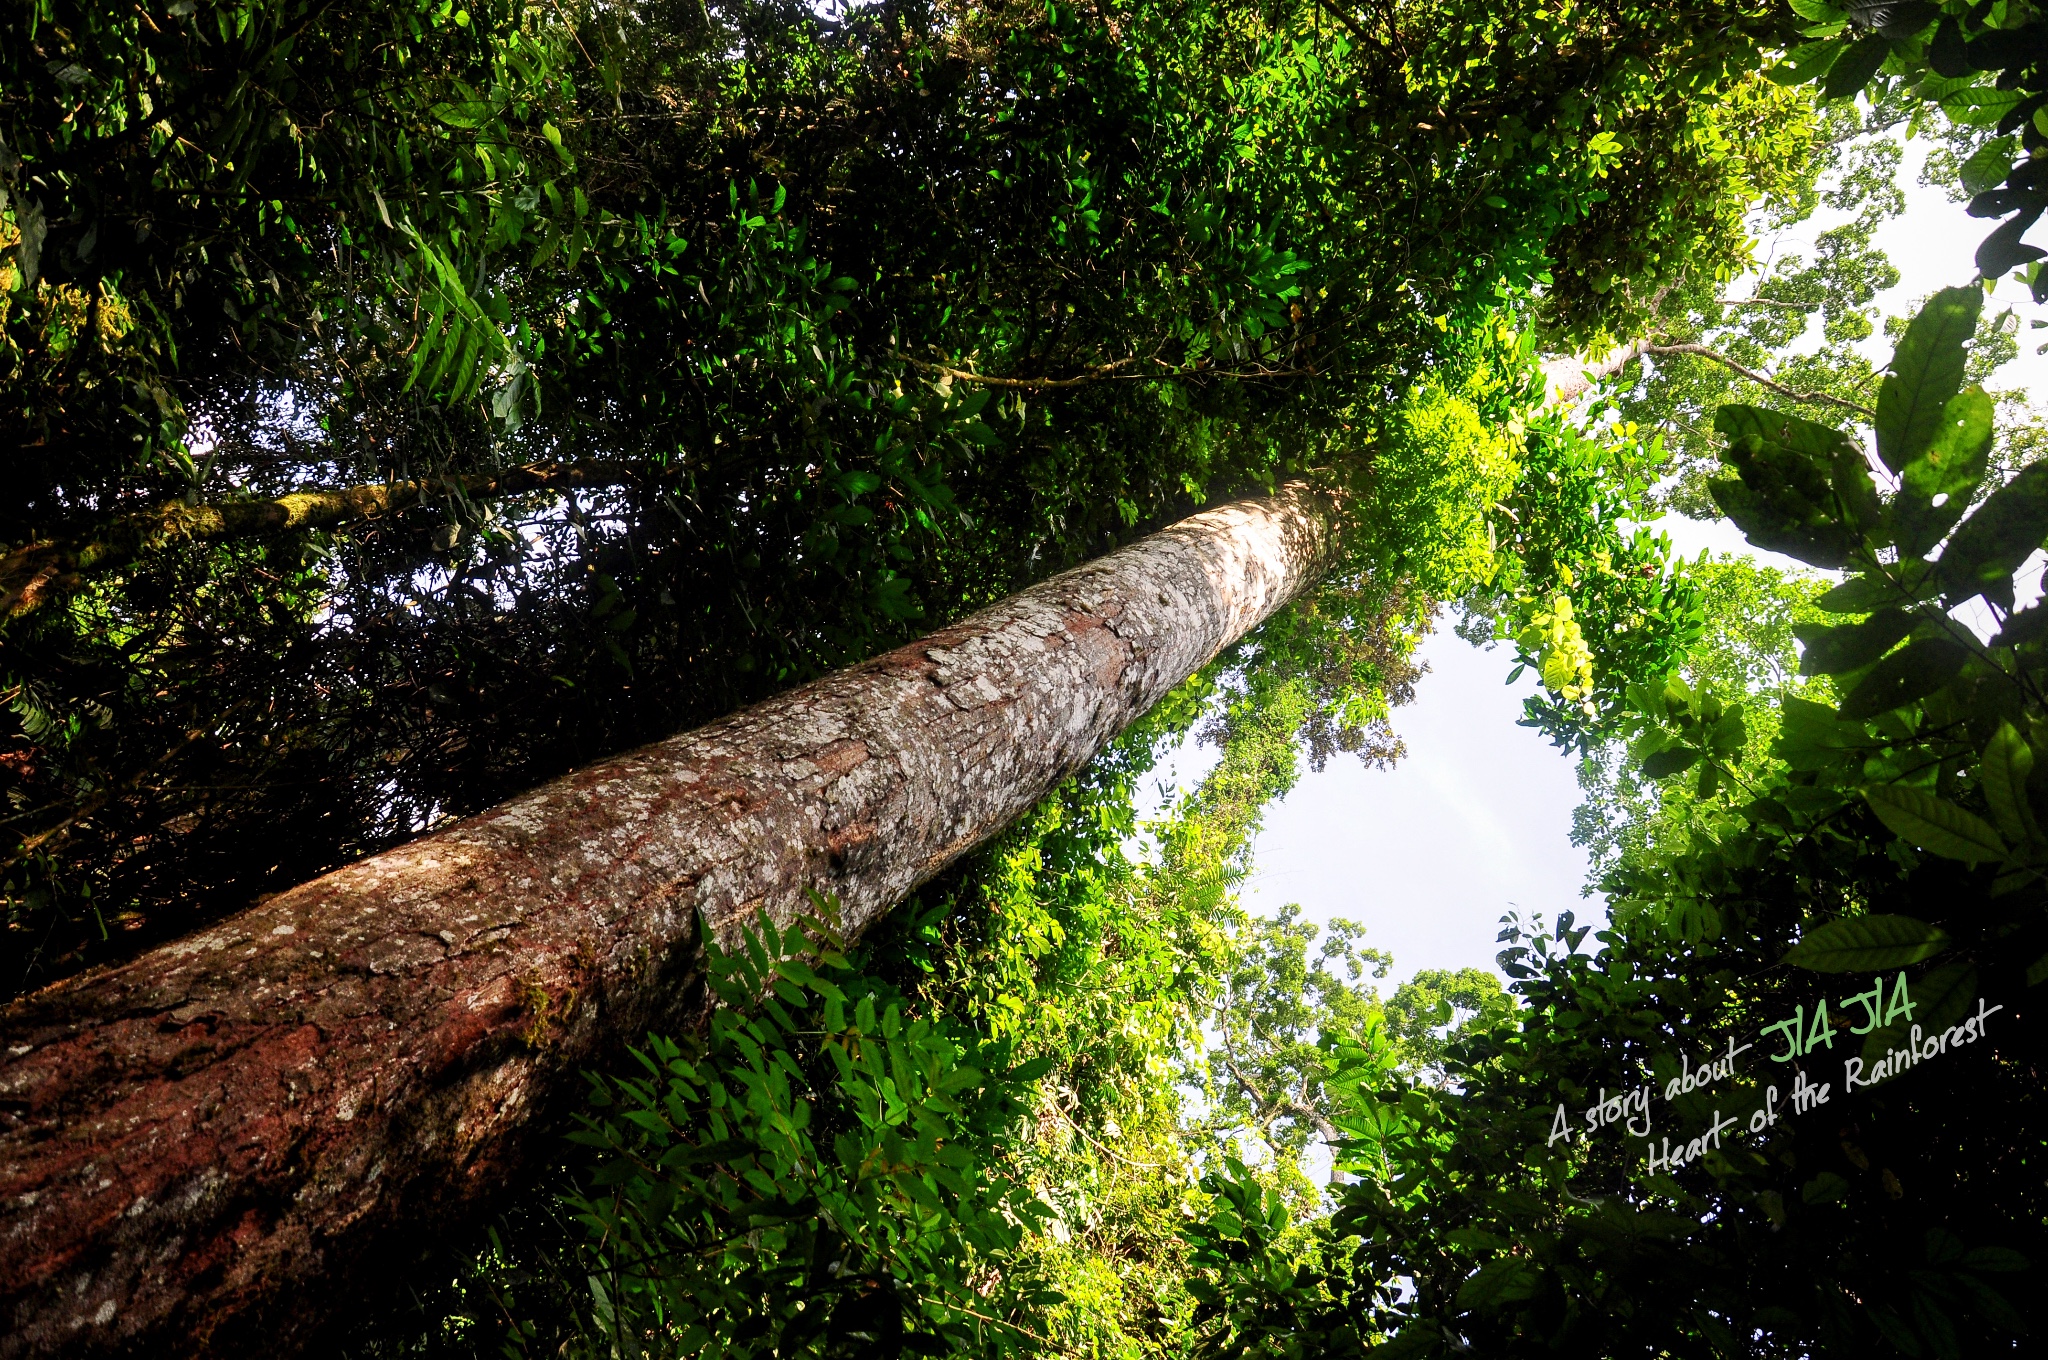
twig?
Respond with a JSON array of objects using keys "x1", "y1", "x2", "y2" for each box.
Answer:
[
  {"x1": 1042, "y1": 1101, "x2": 1170, "y2": 1170},
  {"x1": 1640, "y1": 343, "x2": 1875, "y2": 417},
  {"x1": 1714, "y1": 297, "x2": 1817, "y2": 311}
]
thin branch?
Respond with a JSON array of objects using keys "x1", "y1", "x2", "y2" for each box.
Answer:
[
  {"x1": 897, "y1": 354, "x2": 1140, "y2": 389},
  {"x1": 1308, "y1": 0, "x2": 1375, "y2": 48},
  {"x1": 1714, "y1": 297, "x2": 1817, "y2": 311},
  {"x1": 895, "y1": 352, "x2": 1318, "y2": 390},
  {"x1": 1545, "y1": 339, "x2": 1873, "y2": 417},
  {"x1": 1641, "y1": 343, "x2": 1875, "y2": 417},
  {"x1": 1041, "y1": 1102, "x2": 1171, "y2": 1170},
  {"x1": 1, "y1": 461, "x2": 637, "y2": 621}
]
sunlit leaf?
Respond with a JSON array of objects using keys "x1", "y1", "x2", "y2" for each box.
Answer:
[
  {"x1": 1865, "y1": 785, "x2": 2007, "y2": 863},
  {"x1": 1794, "y1": 608, "x2": 1917, "y2": 675},
  {"x1": 1838, "y1": 637, "x2": 1969, "y2": 719},
  {"x1": 1784, "y1": 913, "x2": 1951, "y2": 971},
  {"x1": 1875, "y1": 286, "x2": 1980, "y2": 473},
  {"x1": 1981, "y1": 722, "x2": 2040, "y2": 845}
]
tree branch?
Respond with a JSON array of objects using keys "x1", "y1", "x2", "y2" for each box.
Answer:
[
  {"x1": 1714, "y1": 297, "x2": 1817, "y2": 311},
  {"x1": 895, "y1": 353, "x2": 1318, "y2": 390},
  {"x1": 0, "y1": 462, "x2": 636, "y2": 621},
  {"x1": 1544, "y1": 339, "x2": 1873, "y2": 417},
  {"x1": 1639, "y1": 343, "x2": 1875, "y2": 417}
]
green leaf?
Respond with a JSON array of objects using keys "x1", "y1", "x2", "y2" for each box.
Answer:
[
  {"x1": 1715, "y1": 404, "x2": 1855, "y2": 462},
  {"x1": 1838, "y1": 637, "x2": 1970, "y2": 719},
  {"x1": 1784, "y1": 913, "x2": 1951, "y2": 972},
  {"x1": 1981, "y1": 722, "x2": 2040, "y2": 845},
  {"x1": 1822, "y1": 34, "x2": 1889, "y2": 100},
  {"x1": 1937, "y1": 461, "x2": 2048, "y2": 603},
  {"x1": 1892, "y1": 387, "x2": 1995, "y2": 556},
  {"x1": 1777, "y1": 695, "x2": 1865, "y2": 769},
  {"x1": 1807, "y1": 579, "x2": 1889, "y2": 619},
  {"x1": 1815, "y1": 574, "x2": 1906, "y2": 613},
  {"x1": 1964, "y1": 1245, "x2": 2031, "y2": 1273},
  {"x1": 1770, "y1": 39, "x2": 1845, "y2": 85},
  {"x1": 1959, "y1": 138, "x2": 2018, "y2": 197},
  {"x1": 430, "y1": 101, "x2": 494, "y2": 129},
  {"x1": 1455, "y1": 1258, "x2": 1539, "y2": 1312},
  {"x1": 1991, "y1": 599, "x2": 2048, "y2": 648},
  {"x1": 1875, "y1": 287, "x2": 1981, "y2": 474},
  {"x1": 1865, "y1": 785, "x2": 2007, "y2": 863},
  {"x1": 1794, "y1": 608, "x2": 1917, "y2": 675},
  {"x1": 1977, "y1": 209, "x2": 2047, "y2": 278},
  {"x1": 1710, "y1": 407, "x2": 1864, "y2": 567},
  {"x1": 1710, "y1": 707, "x2": 1747, "y2": 756},
  {"x1": 1639, "y1": 746, "x2": 1701, "y2": 779},
  {"x1": 1367, "y1": 1325, "x2": 1443, "y2": 1360},
  {"x1": 1006, "y1": 1055, "x2": 1058, "y2": 1084},
  {"x1": 1709, "y1": 474, "x2": 1857, "y2": 569},
  {"x1": 1801, "y1": 1171, "x2": 1849, "y2": 1203},
  {"x1": 1942, "y1": 86, "x2": 2026, "y2": 127}
]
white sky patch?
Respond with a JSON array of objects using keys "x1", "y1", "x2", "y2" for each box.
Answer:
[{"x1": 1238, "y1": 135, "x2": 2041, "y2": 986}]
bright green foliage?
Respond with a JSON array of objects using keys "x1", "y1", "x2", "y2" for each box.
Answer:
[
  {"x1": 1574, "y1": 553, "x2": 1830, "y2": 878},
  {"x1": 1486, "y1": 412, "x2": 1710, "y2": 745},
  {"x1": 1201, "y1": 280, "x2": 2048, "y2": 1360},
  {"x1": 564, "y1": 908, "x2": 1055, "y2": 1358},
  {"x1": 1356, "y1": 328, "x2": 1525, "y2": 603}
]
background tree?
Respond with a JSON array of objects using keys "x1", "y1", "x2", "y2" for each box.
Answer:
[{"x1": 3, "y1": 0, "x2": 1799, "y2": 995}]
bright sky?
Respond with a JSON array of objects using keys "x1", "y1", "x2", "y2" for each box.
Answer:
[{"x1": 1155, "y1": 133, "x2": 2048, "y2": 992}]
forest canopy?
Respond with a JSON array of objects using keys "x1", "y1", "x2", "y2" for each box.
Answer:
[{"x1": 8, "y1": 0, "x2": 2048, "y2": 1357}]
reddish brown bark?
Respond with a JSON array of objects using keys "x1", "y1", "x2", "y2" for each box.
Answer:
[{"x1": 0, "y1": 483, "x2": 1337, "y2": 1358}]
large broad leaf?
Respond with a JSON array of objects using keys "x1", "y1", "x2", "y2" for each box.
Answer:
[
  {"x1": 1875, "y1": 287, "x2": 1981, "y2": 473},
  {"x1": 1709, "y1": 410, "x2": 1863, "y2": 567},
  {"x1": 430, "y1": 101, "x2": 495, "y2": 129},
  {"x1": 1784, "y1": 913, "x2": 1950, "y2": 972},
  {"x1": 1981, "y1": 721, "x2": 2040, "y2": 845},
  {"x1": 1455, "y1": 1258, "x2": 1539, "y2": 1312},
  {"x1": 1815, "y1": 567, "x2": 1929, "y2": 614},
  {"x1": 1715, "y1": 404, "x2": 1856, "y2": 461},
  {"x1": 1845, "y1": 1, "x2": 1935, "y2": 36},
  {"x1": 1892, "y1": 386, "x2": 1994, "y2": 556},
  {"x1": 1371, "y1": 1326, "x2": 1444, "y2": 1360},
  {"x1": 1710, "y1": 477, "x2": 1858, "y2": 568},
  {"x1": 1794, "y1": 608, "x2": 1917, "y2": 675},
  {"x1": 1838, "y1": 636, "x2": 1970, "y2": 719},
  {"x1": 1815, "y1": 576, "x2": 1892, "y2": 613},
  {"x1": 1860, "y1": 961, "x2": 1977, "y2": 1065},
  {"x1": 1639, "y1": 746, "x2": 1702, "y2": 779},
  {"x1": 1822, "y1": 33, "x2": 1890, "y2": 99},
  {"x1": 1936, "y1": 460, "x2": 2048, "y2": 603},
  {"x1": 1978, "y1": 208, "x2": 2047, "y2": 278},
  {"x1": 1959, "y1": 139, "x2": 2019, "y2": 196},
  {"x1": 1865, "y1": 784, "x2": 2008, "y2": 863},
  {"x1": 1992, "y1": 598, "x2": 2048, "y2": 648}
]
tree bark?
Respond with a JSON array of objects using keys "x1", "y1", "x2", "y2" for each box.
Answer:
[
  {"x1": 0, "y1": 462, "x2": 632, "y2": 621},
  {"x1": 0, "y1": 482, "x2": 1339, "y2": 1358}
]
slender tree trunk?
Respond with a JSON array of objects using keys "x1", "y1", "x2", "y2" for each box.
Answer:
[{"x1": 0, "y1": 483, "x2": 1339, "y2": 1359}]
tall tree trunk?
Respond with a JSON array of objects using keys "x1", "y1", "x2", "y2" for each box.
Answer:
[{"x1": 0, "y1": 483, "x2": 1338, "y2": 1358}]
